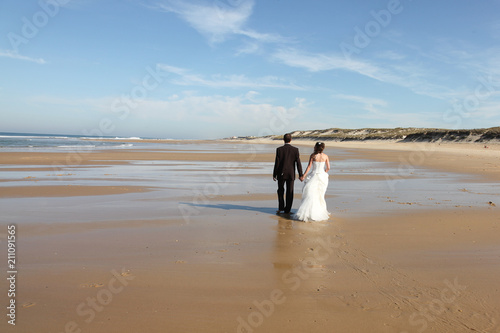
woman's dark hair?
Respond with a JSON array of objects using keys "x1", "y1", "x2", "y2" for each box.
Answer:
[{"x1": 313, "y1": 142, "x2": 325, "y2": 154}]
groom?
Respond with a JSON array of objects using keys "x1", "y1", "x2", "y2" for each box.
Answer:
[{"x1": 273, "y1": 133, "x2": 303, "y2": 214}]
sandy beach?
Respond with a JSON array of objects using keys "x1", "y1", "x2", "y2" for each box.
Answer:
[{"x1": 1, "y1": 140, "x2": 499, "y2": 332}]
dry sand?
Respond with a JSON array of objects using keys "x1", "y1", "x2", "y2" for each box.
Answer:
[{"x1": 0, "y1": 140, "x2": 499, "y2": 332}]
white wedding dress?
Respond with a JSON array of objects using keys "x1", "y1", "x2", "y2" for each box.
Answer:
[{"x1": 294, "y1": 161, "x2": 330, "y2": 222}]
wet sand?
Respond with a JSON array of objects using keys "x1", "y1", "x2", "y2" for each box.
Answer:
[
  {"x1": 0, "y1": 185, "x2": 151, "y2": 198},
  {"x1": 0, "y1": 140, "x2": 499, "y2": 332}
]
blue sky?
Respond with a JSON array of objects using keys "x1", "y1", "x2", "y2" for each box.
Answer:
[{"x1": 1, "y1": 0, "x2": 500, "y2": 139}]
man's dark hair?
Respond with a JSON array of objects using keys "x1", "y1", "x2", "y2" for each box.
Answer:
[{"x1": 283, "y1": 133, "x2": 292, "y2": 143}]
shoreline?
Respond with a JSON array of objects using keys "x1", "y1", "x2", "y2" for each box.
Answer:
[{"x1": 2, "y1": 139, "x2": 500, "y2": 183}]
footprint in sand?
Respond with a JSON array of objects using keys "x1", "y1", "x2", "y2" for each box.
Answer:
[
  {"x1": 21, "y1": 302, "x2": 36, "y2": 309},
  {"x1": 79, "y1": 283, "x2": 104, "y2": 288},
  {"x1": 175, "y1": 260, "x2": 186, "y2": 264},
  {"x1": 120, "y1": 270, "x2": 132, "y2": 277},
  {"x1": 22, "y1": 302, "x2": 36, "y2": 308}
]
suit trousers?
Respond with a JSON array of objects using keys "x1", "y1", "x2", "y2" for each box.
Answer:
[{"x1": 277, "y1": 177, "x2": 294, "y2": 213}]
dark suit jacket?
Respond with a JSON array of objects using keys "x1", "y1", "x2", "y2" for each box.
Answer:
[{"x1": 273, "y1": 143, "x2": 303, "y2": 180}]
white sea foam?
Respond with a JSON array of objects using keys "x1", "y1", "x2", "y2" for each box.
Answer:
[{"x1": 113, "y1": 137, "x2": 143, "y2": 140}]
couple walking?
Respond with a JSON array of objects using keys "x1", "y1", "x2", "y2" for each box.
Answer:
[{"x1": 273, "y1": 133, "x2": 331, "y2": 222}]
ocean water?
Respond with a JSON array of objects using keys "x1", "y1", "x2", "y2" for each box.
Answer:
[{"x1": 0, "y1": 132, "x2": 142, "y2": 151}]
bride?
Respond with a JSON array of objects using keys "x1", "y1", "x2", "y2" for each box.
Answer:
[{"x1": 294, "y1": 142, "x2": 330, "y2": 222}]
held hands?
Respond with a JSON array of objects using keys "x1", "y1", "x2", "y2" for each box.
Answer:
[{"x1": 273, "y1": 176, "x2": 305, "y2": 181}]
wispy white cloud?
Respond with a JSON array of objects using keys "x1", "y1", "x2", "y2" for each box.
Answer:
[
  {"x1": 357, "y1": 111, "x2": 440, "y2": 128},
  {"x1": 157, "y1": 63, "x2": 304, "y2": 90},
  {"x1": 124, "y1": 93, "x2": 306, "y2": 137},
  {"x1": 272, "y1": 47, "x2": 393, "y2": 81},
  {"x1": 27, "y1": 92, "x2": 307, "y2": 138},
  {"x1": 236, "y1": 41, "x2": 261, "y2": 55},
  {"x1": 376, "y1": 50, "x2": 406, "y2": 61},
  {"x1": 273, "y1": 47, "x2": 460, "y2": 100},
  {"x1": 377, "y1": 32, "x2": 500, "y2": 99},
  {"x1": 152, "y1": 0, "x2": 286, "y2": 45},
  {"x1": 414, "y1": 43, "x2": 500, "y2": 101},
  {"x1": 333, "y1": 94, "x2": 387, "y2": 114},
  {"x1": 329, "y1": 93, "x2": 438, "y2": 127},
  {"x1": 471, "y1": 98, "x2": 500, "y2": 120},
  {"x1": 0, "y1": 50, "x2": 46, "y2": 64},
  {"x1": 237, "y1": 28, "x2": 287, "y2": 44}
]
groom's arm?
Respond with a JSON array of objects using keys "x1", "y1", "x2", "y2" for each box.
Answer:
[
  {"x1": 295, "y1": 149, "x2": 303, "y2": 178},
  {"x1": 273, "y1": 148, "x2": 280, "y2": 180}
]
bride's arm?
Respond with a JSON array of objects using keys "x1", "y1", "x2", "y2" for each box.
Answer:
[
  {"x1": 300, "y1": 155, "x2": 314, "y2": 180},
  {"x1": 325, "y1": 155, "x2": 330, "y2": 173}
]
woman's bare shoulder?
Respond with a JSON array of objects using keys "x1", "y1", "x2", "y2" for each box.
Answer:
[{"x1": 313, "y1": 153, "x2": 328, "y2": 162}]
